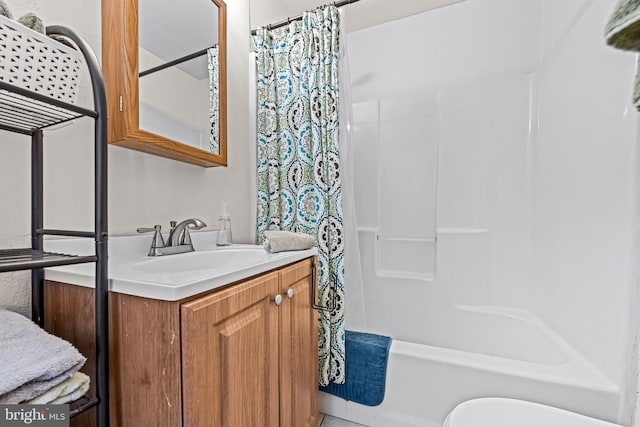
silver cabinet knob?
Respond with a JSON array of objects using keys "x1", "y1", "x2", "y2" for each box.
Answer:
[
  {"x1": 285, "y1": 288, "x2": 294, "y2": 299},
  {"x1": 273, "y1": 294, "x2": 283, "y2": 306}
]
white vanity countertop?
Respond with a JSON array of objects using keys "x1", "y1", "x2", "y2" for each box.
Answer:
[{"x1": 44, "y1": 231, "x2": 317, "y2": 301}]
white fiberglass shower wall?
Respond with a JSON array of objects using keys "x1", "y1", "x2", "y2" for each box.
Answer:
[{"x1": 329, "y1": 0, "x2": 639, "y2": 425}]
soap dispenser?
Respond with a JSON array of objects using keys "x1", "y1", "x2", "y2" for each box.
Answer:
[{"x1": 217, "y1": 203, "x2": 232, "y2": 246}]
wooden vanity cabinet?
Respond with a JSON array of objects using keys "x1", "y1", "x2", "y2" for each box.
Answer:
[
  {"x1": 44, "y1": 258, "x2": 319, "y2": 427},
  {"x1": 182, "y1": 260, "x2": 319, "y2": 427},
  {"x1": 278, "y1": 260, "x2": 320, "y2": 427},
  {"x1": 181, "y1": 271, "x2": 281, "y2": 426}
]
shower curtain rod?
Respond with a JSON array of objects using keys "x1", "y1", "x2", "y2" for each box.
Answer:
[
  {"x1": 250, "y1": 0, "x2": 360, "y2": 35},
  {"x1": 139, "y1": 44, "x2": 218, "y2": 78}
]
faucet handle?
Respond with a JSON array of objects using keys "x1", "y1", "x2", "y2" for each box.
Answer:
[
  {"x1": 137, "y1": 225, "x2": 161, "y2": 234},
  {"x1": 137, "y1": 225, "x2": 166, "y2": 256}
]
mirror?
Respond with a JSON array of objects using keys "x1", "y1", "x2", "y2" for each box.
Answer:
[
  {"x1": 102, "y1": 0, "x2": 227, "y2": 167},
  {"x1": 138, "y1": 0, "x2": 220, "y2": 154}
]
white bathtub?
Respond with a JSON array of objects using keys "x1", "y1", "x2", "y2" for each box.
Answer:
[{"x1": 318, "y1": 305, "x2": 620, "y2": 427}]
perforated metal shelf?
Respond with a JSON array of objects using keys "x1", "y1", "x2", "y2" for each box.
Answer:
[
  {"x1": 0, "y1": 248, "x2": 97, "y2": 272},
  {"x1": 0, "y1": 80, "x2": 97, "y2": 134}
]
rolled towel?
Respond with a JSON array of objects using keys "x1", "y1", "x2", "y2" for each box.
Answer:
[
  {"x1": 606, "y1": 0, "x2": 640, "y2": 50},
  {"x1": 26, "y1": 372, "x2": 90, "y2": 405},
  {"x1": 0, "y1": 310, "x2": 86, "y2": 404},
  {"x1": 263, "y1": 230, "x2": 316, "y2": 253},
  {"x1": 18, "y1": 13, "x2": 44, "y2": 34},
  {"x1": 605, "y1": 0, "x2": 640, "y2": 108},
  {"x1": 0, "y1": 0, "x2": 12, "y2": 18}
]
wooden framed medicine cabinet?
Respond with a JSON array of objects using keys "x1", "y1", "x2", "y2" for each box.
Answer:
[{"x1": 102, "y1": 0, "x2": 227, "y2": 167}]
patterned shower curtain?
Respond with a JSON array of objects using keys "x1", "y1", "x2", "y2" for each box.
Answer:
[
  {"x1": 207, "y1": 46, "x2": 219, "y2": 153},
  {"x1": 253, "y1": 5, "x2": 345, "y2": 386}
]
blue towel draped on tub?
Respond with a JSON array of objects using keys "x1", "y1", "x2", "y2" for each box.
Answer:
[{"x1": 320, "y1": 330, "x2": 392, "y2": 406}]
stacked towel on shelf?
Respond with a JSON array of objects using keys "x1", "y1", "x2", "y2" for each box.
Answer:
[
  {"x1": 0, "y1": 0, "x2": 12, "y2": 18},
  {"x1": 26, "y1": 372, "x2": 90, "y2": 405},
  {"x1": 263, "y1": 230, "x2": 316, "y2": 253},
  {"x1": 0, "y1": 309, "x2": 87, "y2": 404}
]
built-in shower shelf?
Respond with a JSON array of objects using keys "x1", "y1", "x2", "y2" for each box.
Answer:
[
  {"x1": 0, "y1": 80, "x2": 97, "y2": 134},
  {"x1": 0, "y1": 248, "x2": 97, "y2": 272}
]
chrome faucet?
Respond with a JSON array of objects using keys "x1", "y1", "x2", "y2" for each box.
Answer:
[
  {"x1": 137, "y1": 218, "x2": 207, "y2": 256},
  {"x1": 166, "y1": 218, "x2": 207, "y2": 247}
]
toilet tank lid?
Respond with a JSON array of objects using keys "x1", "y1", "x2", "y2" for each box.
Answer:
[{"x1": 444, "y1": 398, "x2": 622, "y2": 427}]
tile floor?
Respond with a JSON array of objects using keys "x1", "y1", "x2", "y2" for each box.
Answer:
[{"x1": 320, "y1": 415, "x2": 368, "y2": 427}]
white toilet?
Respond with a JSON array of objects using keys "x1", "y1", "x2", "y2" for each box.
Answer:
[{"x1": 444, "y1": 398, "x2": 624, "y2": 427}]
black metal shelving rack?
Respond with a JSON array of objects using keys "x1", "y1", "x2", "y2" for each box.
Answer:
[{"x1": 0, "y1": 26, "x2": 108, "y2": 426}]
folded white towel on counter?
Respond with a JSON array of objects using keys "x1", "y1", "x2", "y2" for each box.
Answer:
[
  {"x1": 0, "y1": 310, "x2": 86, "y2": 403},
  {"x1": 26, "y1": 372, "x2": 90, "y2": 404},
  {"x1": 263, "y1": 231, "x2": 316, "y2": 253}
]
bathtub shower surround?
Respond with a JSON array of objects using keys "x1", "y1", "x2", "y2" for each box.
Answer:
[
  {"x1": 253, "y1": 4, "x2": 346, "y2": 386},
  {"x1": 319, "y1": 0, "x2": 639, "y2": 426},
  {"x1": 320, "y1": 306, "x2": 619, "y2": 426}
]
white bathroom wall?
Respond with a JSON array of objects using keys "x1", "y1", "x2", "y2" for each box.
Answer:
[
  {"x1": 0, "y1": 0, "x2": 254, "y2": 316},
  {"x1": 530, "y1": 0, "x2": 638, "y2": 404},
  {"x1": 538, "y1": 0, "x2": 594, "y2": 62}
]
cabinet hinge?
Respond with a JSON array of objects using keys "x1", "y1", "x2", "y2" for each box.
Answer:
[{"x1": 119, "y1": 96, "x2": 123, "y2": 112}]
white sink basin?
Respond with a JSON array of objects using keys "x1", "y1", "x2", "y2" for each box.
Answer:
[
  {"x1": 133, "y1": 247, "x2": 269, "y2": 273},
  {"x1": 43, "y1": 231, "x2": 316, "y2": 301}
]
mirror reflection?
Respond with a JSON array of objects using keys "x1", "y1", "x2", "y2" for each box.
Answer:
[{"x1": 138, "y1": 0, "x2": 220, "y2": 154}]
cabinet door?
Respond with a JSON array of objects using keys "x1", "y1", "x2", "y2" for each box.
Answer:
[
  {"x1": 279, "y1": 260, "x2": 319, "y2": 427},
  {"x1": 181, "y1": 272, "x2": 280, "y2": 427}
]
